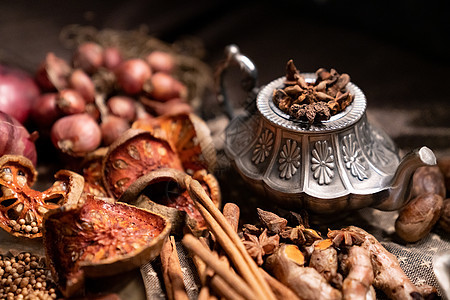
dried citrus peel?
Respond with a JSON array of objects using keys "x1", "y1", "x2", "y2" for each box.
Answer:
[{"x1": 43, "y1": 194, "x2": 171, "y2": 298}]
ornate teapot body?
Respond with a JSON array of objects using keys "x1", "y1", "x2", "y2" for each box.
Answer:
[{"x1": 217, "y1": 45, "x2": 436, "y2": 214}]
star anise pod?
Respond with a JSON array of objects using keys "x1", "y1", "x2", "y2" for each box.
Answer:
[
  {"x1": 287, "y1": 210, "x2": 310, "y2": 228},
  {"x1": 327, "y1": 229, "x2": 365, "y2": 248},
  {"x1": 257, "y1": 208, "x2": 287, "y2": 234},
  {"x1": 280, "y1": 225, "x2": 322, "y2": 246},
  {"x1": 242, "y1": 223, "x2": 262, "y2": 235},
  {"x1": 242, "y1": 229, "x2": 280, "y2": 266}
]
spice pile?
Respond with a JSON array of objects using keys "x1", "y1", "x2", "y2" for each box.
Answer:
[
  {"x1": 0, "y1": 252, "x2": 58, "y2": 300},
  {"x1": 272, "y1": 60, "x2": 354, "y2": 124}
]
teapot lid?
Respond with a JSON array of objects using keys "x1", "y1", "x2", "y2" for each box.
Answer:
[{"x1": 257, "y1": 74, "x2": 367, "y2": 133}]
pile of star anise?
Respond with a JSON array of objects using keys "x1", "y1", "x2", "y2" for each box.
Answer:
[
  {"x1": 241, "y1": 208, "x2": 324, "y2": 266},
  {"x1": 272, "y1": 60, "x2": 354, "y2": 124}
]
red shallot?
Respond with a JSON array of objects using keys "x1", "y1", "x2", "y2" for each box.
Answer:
[
  {"x1": 30, "y1": 93, "x2": 61, "y2": 127},
  {"x1": 115, "y1": 59, "x2": 152, "y2": 95},
  {"x1": 146, "y1": 51, "x2": 175, "y2": 74},
  {"x1": 0, "y1": 64, "x2": 40, "y2": 124},
  {"x1": 35, "y1": 52, "x2": 71, "y2": 91},
  {"x1": 107, "y1": 95, "x2": 136, "y2": 122},
  {"x1": 103, "y1": 47, "x2": 123, "y2": 70},
  {"x1": 145, "y1": 72, "x2": 187, "y2": 101},
  {"x1": 69, "y1": 69, "x2": 96, "y2": 103},
  {"x1": 56, "y1": 89, "x2": 86, "y2": 115},
  {"x1": 51, "y1": 113, "x2": 101, "y2": 156},
  {"x1": 100, "y1": 116, "x2": 130, "y2": 146},
  {"x1": 0, "y1": 111, "x2": 38, "y2": 165},
  {"x1": 72, "y1": 42, "x2": 104, "y2": 74}
]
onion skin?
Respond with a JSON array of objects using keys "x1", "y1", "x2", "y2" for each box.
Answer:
[
  {"x1": 115, "y1": 59, "x2": 152, "y2": 95},
  {"x1": 30, "y1": 93, "x2": 61, "y2": 127},
  {"x1": 0, "y1": 111, "x2": 37, "y2": 165},
  {"x1": 51, "y1": 113, "x2": 101, "y2": 156},
  {"x1": 0, "y1": 64, "x2": 40, "y2": 124}
]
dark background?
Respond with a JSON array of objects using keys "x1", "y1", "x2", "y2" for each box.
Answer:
[{"x1": 1, "y1": 0, "x2": 450, "y2": 155}]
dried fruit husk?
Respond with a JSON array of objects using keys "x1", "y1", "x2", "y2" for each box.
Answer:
[
  {"x1": 43, "y1": 194, "x2": 171, "y2": 298},
  {"x1": 119, "y1": 168, "x2": 221, "y2": 234},
  {"x1": 132, "y1": 112, "x2": 216, "y2": 173},
  {"x1": 102, "y1": 129, "x2": 183, "y2": 199},
  {"x1": 0, "y1": 154, "x2": 84, "y2": 238},
  {"x1": 81, "y1": 147, "x2": 109, "y2": 197}
]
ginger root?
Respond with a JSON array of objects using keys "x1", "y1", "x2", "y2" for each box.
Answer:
[
  {"x1": 341, "y1": 245, "x2": 375, "y2": 300},
  {"x1": 265, "y1": 244, "x2": 342, "y2": 300},
  {"x1": 309, "y1": 239, "x2": 342, "y2": 288},
  {"x1": 346, "y1": 226, "x2": 423, "y2": 300}
]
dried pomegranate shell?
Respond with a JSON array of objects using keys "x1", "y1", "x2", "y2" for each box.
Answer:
[
  {"x1": 43, "y1": 194, "x2": 171, "y2": 298},
  {"x1": 0, "y1": 155, "x2": 84, "y2": 238},
  {"x1": 132, "y1": 112, "x2": 216, "y2": 173},
  {"x1": 102, "y1": 129, "x2": 183, "y2": 199},
  {"x1": 119, "y1": 168, "x2": 221, "y2": 233}
]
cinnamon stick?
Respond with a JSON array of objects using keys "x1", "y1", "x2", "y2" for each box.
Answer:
[
  {"x1": 187, "y1": 178, "x2": 276, "y2": 300},
  {"x1": 182, "y1": 234, "x2": 256, "y2": 300},
  {"x1": 209, "y1": 275, "x2": 245, "y2": 300},
  {"x1": 160, "y1": 236, "x2": 189, "y2": 300},
  {"x1": 223, "y1": 203, "x2": 240, "y2": 233},
  {"x1": 193, "y1": 234, "x2": 241, "y2": 300},
  {"x1": 189, "y1": 190, "x2": 268, "y2": 299}
]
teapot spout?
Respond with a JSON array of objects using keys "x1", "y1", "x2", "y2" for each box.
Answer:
[{"x1": 374, "y1": 146, "x2": 436, "y2": 211}]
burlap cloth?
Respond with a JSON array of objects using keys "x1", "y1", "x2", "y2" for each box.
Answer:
[{"x1": 140, "y1": 145, "x2": 450, "y2": 299}]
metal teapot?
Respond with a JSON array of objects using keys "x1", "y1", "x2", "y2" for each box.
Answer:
[{"x1": 216, "y1": 45, "x2": 436, "y2": 214}]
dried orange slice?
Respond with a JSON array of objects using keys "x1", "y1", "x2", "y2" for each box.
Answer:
[
  {"x1": 0, "y1": 155, "x2": 84, "y2": 238},
  {"x1": 102, "y1": 129, "x2": 183, "y2": 199},
  {"x1": 132, "y1": 113, "x2": 216, "y2": 174},
  {"x1": 43, "y1": 194, "x2": 171, "y2": 298}
]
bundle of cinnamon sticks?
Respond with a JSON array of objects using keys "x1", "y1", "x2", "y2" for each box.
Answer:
[{"x1": 159, "y1": 174, "x2": 299, "y2": 300}]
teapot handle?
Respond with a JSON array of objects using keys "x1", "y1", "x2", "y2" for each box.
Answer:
[{"x1": 215, "y1": 44, "x2": 258, "y2": 119}]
